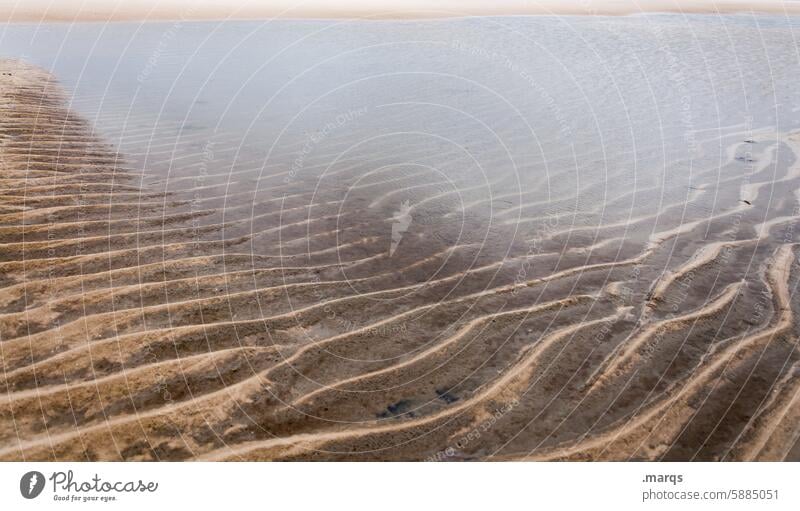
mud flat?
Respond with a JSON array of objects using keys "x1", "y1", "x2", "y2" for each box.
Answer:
[{"x1": 1, "y1": 13, "x2": 800, "y2": 461}]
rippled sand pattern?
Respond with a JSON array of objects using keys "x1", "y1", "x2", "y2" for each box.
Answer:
[{"x1": 2, "y1": 15, "x2": 800, "y2": 461}]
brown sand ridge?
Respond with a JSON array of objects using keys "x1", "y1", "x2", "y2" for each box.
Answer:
[{"x1": 1, "y1": 59, "x2": 800, "y2": 461}]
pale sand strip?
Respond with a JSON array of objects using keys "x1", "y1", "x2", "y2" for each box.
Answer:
[{"x1": 2, "y1": 0, "x2": 800, "y2": 23}]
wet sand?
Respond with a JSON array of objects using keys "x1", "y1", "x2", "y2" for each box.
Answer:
[{"x1": 2, "y1": 13, "x2": 800, "y2": 461}]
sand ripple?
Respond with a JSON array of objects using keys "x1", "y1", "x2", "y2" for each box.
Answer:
[{"x1": 1, "y1": 59, "x2": 800, "y2": 461}]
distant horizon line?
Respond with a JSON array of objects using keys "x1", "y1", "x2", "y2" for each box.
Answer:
[{"x1": 2, "y1": 0, "x2": 800, "y2": 24}]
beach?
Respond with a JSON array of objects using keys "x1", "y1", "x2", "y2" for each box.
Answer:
[
  {"x1": 3, "y1": 0, "x2": 800, "y2": 22},
  {"x1": 0, "y1": 13, "x2": 800, "y2": 461}
]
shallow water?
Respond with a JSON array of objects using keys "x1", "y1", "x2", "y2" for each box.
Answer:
[
  {"x1": 2, "y1": 15, "x2": 800, "y2": 460},
  {"x1": 3, "y1": 16, "x2": 800, "y2": 254}
]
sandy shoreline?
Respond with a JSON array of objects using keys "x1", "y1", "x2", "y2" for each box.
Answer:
[
  {"x1": 1, "y1": 51, "x2": 800, "y2": 461},
  {"x1": 2, "y1": 0, "x2": 800, "y2": 23}
]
